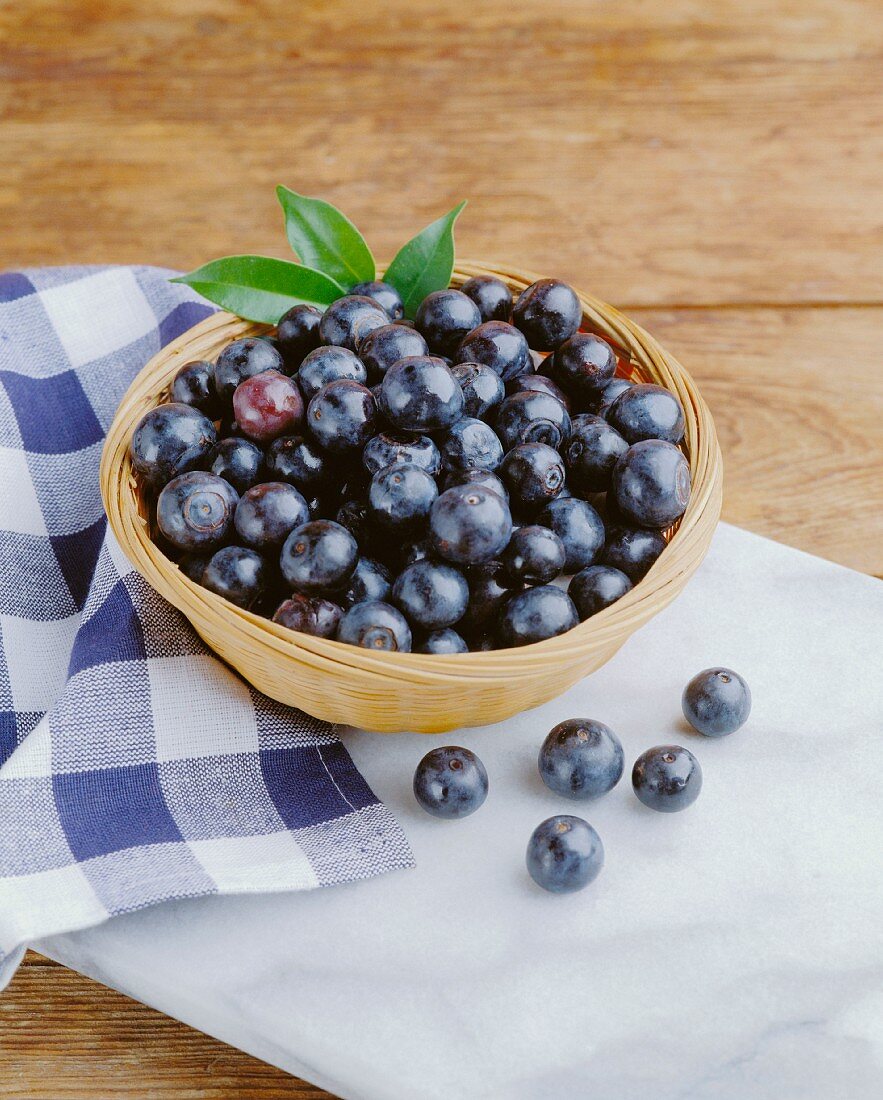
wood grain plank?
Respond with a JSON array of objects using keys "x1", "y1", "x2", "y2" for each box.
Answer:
[{"x1": 0, "y1": 0, "x2": 881, "y2": 306}]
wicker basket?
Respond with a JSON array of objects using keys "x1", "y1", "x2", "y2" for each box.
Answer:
[{"x1": 100, "y1": 262, "x2": 723, "y2": 733}]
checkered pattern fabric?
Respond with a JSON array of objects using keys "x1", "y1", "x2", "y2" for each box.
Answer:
[{"x1": 0, "y1": 267, "x2": 413, "y2": 985}]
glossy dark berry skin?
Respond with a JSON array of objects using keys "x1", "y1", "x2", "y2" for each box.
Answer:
[
  {"x1": 350, "y1": 280, "x2": 405, "y2": 321},
  {"x1": 454, "y1": 320, "x2": 531, "y2": 381},
  {"x1": 341, "y1": 556, "x2": 392, "y2": 607},
  {"x1": 335, "y1": 499, "x2": 373, "y2": 548},
  {"x1": 439, "y1": 417, "x2": 503, "y2": 472},
  {"x1": 392, "y1": 560, "x2": 469, "y2": 630},
  {"x1": 601, "y1": 525, "x2": 666, "y2": 581},
  {"x1": 201, "y1": 546, "x2": 268, "y2": 610},
  {"x1": 214, "y1": 337, "x2": 284, "y2": 400},
  {"x1": 362, "y1": 432, "x2": 441, "y2": 478},
  {"x1": 442, "y1": 467, "x2": 508, "y2": 499},
  {"x1": 632, "y1": 745, "x2": 702, "y2": 812},
  {"x1": 297, "y1": 346, "x2": 367, "y2": 401},
  {"x1": 415, "y1": 628, "x2": 469, "y2": 654},
  {"x1": 539, "y1": 719, "x2": 624, "y2": 800},
  {"x1": 568, "y1": 564, "x2": 633, "y2": 619},
  {"x1": 564, "y1": 413, "x2": 629, "y2": 493},
  {"x1": 504, "y1": 372, "x2": 571, "y2": 413},
  {"x1": 207, "y1": 437, "x2": 263, "y2": 495},
  {"x1": 234, "y1": 482, "x2": 309, "y2": 550},
  {"x1": 538, "y1": 497, "x2": 606, "y2": 572},
  {"x1": 337, "y1": 599, "x2": 412, "y2": 652},
  {"x1": 606, "y1": 383, "x2": 685, "y2": 445},
  {"x1": 512, "y1": 279, "x2": 582, "y2": 351},
  {"x1": 178, "y1": 552, "x2": 212, "y2": 583},
  {"x1": 612, "y1": 440, "x2": 691, "y2": 529},
  {"x1": 413, "y1": 746, "x2": 488, "y2": 819},
  {"x1": 501, "y1": 525, "x2": 565, "y2": 585},
  {"x1": 156, "y1": 471, "x2": 238, "y2": 552},
  {"x1": 319, "y1": 294, "x2": 389, "y2": 352},
  {"x1": 429, "y1": 483, "x2": 513, "y2": 565},
  {"x1": 450, "y1": 362, "x2": 506, "y2": 421},
  {"x1": 171, "y1": 360, "x2": 221, "y2": 418},
  {"x1": 460, "y1": 275, "x2": 512, "y2": 322},
  {"x1": 233, "y1": 370, "x2": 304, "y2": 444},
  {"x1": 549, "y1": 333, "x2": 617, "y2": 400},
  {"x1": 596, "y1": 377, "x2": 634, "y2": 415},
  {"x1": 526, "y1": 815, "x2": 604, "y2": 893},
  {"x1": 279, "y1": 519, "x2": 358, "y2": 594},
  {"x1": 357, "y1": 323, "x2": 427, "y2": 380},
  {"x1": 457, "y1": 561, "x2": 512, "y2": 637},
  {"x1": 264, "y1": 434, "x2": 331, "y2": 493},
  {"x1": 415, "y1": 289, "x2": 482, "y2": 357},
  {"x1": 498, "y1": 585, "x2": 579, "y2": 647},
  {"x1": 307, "y1": 380, "x2": 378, "y2": 454},
  {"x1": 379, "y1": 355, "x2": 465, "y2": 432},
  {"x1": 682, "y1": 668, "x2": 752, "y2": 736},
  {"x1": 130, "y1": 403, "x2": 218, "y2": 491},
  {"x1": 368, "y1": 462, "x2": 438, "y2": 532},
  {"x1": 273, "y1": 593, "x2": 341, "y2": 638},
  {"x1": 275, "y1": 304, "x2": 322, "y2": 369},
  {"x1": 500, "y1": 442, "x2": 566, "y2": 512},
  {"x1": 495, "y1": 391, "x2": 572, "y2": 451}
]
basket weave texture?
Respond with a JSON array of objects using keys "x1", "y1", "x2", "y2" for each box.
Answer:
[{"x1": 100, "y1": 262, "x2": 723, "y2": 733}]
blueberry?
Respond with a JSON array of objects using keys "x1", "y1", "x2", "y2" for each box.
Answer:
[
  {"x1": 341, "y1": 556, "x2": 392, "y2": 606},
  {"x1": 460, "y1": 275, "x2": 512, "y2": 322},
  {"x1": 504, "y1": 372, "x2": 572, "y2": 413},
  {"x1": 415, "y1": 628, "x2": 469, "y2": 654},
  {"x1": 156, "y1": 471, "x2": 238, "y2": 552},
  {"x1": 171, "y1": 360, "x2": 221, "y2": 418},
  {"x1": 500, "y1": 442, "x2": 566, "y2": 512},
  {"x1": 273, "y1": 593, "x2": 341, "y2": 638},
  {"x1": 450, "y1": 362, "x2": 506, "y2": 420},
  {"x1": 379, "y1": 355, "x2": 465, "y2": 432},
  {"x1": 612, "y1": 440, "x2": 691, "y2": 529},
  {"x1": 442, "y1": 467, "x2": 508, "y2": 499},
  {"x1": 177, "y1": 551, "x2": 212, "y2": 583},
  {"x1": 201, "y1": 545, "x2": 268, "y2": 610},
  {"x1": 457, "y1": 561, "x2": 513, "y2": 637},
  {"x1": 564, "y1": 413, "x2": 628, "y2": 493},
  {"x1": 499, "y1": 585, "x2": 578, "y2": 647},
  {"x1": 501, "y1": 525, "x2": 565, "y2": 585},
  {"x1": 307, "y1": 380, "x2": 378, "y2": 454},
  {"x1": 368, "y1": 462, "x2": 438, "y2": 532},
  {"x1": 548, "y1": 333, "x2": 617, "y2": 400},
  {"x1": 454, "y1": 320, "x2": 531, "y2": 381},
  {"x1": 512, "y1": 279, "x2": 582, "y2": 351},
  {"x1": 357, "y1": 323, "x2": 427, "y2": 381},
  {"x1": 264, "y1": 434, "x2": 331, "y2": 493},
  {"x1": 392, "y1": 560, "x2": 469, "y2": 630},
  {"x1": 415, "y1": 290, "x2": 482, "y2": 356},
  {"x1": 214, "y1": 337, "x2": 284, "y2": 401},
  {"x1": 337, "y1": 599, "x2": 412, "y2": 652},
  {"x1": 312, "y1": 597, "x2": 344, "y2": 638},
  {"x1": 606, "y1": 383, "x2": 685, "y2": 445},
  {"x1": 495, "y1": 391, "x2": 572, "y2": 451},
  {"x1": 350, "y1": 280, "x2": 405, "y2": 321},
  {"x1": 539, "y1": 719, "x2": 624, "y2": 800},
  {"x1": 597, "y1": 377, "x2": 634, "y2": 415},
  {"x1": 206, "y1": 437, "x2": 263, "y2": 494},
  {"x1": 439, "y1": 417, "x2": 503, "y2": 472},
  {"x1": 601, "y1": 524, "x2": 666, "y2": 581},
  {"x1": 538, "y1": 497, "x2": 606, "y2": 572},
  {"x1": 682, "y1": 668, "x2": 752, "y2": 737},
  {"x1": 413, "y1": 746, "x2": 488, "y2": 819},
  {"x1": 526, "y1": 815, "x2": 604, "y2": 893},
  {"x1": 568, "y1": 564, "x2": 632, "y2": 619},
  {"x1": 335, "y1": 498, "x2": 374, "y2": 548},
  {"x1": 130, "y1": 403, "x2": 218, "y2": 491},
  {"x1": 297, "y1": 346, "x2": 367, "y2": 401},
  {"x1": 276, "y1": 304, "x2": 322, "y2": 370},
  {"x1": 234, "y1": 481, "x2": 309, "y2": 550},
  {"x1": 362, "y1": 431, "x2": 441, "y2": 477},
  {"x1": 280, "y1": 519, "x2": 358, "y2": 594},
  {"x1": 319, "y1": 294, "x2": 389, "y2": 351},
  {"x1": 429, "y1": 483, "x2": 513, "y2": 565},
  {"x1": 232, "y1": 370, "x2": 304, "y2": 444},
  {"x1": 632, "y1": 745, "x2": 702, "y2": 812}
]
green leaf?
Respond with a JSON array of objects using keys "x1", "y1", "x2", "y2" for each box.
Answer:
[
  {"x1": 276, "y1": 186, "x2": 375, "y2": 289},
  {"x1": 171, "y1": 256, "x2": 343, "y2": 324},
  {"x1": 383, "y1": 201, "x2": 467, "y2": 318}
]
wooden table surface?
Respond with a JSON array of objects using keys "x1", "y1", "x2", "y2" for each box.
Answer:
[{"x1": 1, "y1": 0, "x2": 881, "y2": 1096}]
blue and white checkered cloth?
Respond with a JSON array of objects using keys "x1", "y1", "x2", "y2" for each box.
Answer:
[{"x1": 0, "y1": 266, "x2": 413, "y2": 987}]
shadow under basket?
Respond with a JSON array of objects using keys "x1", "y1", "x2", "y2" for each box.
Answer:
[{"x1": 100, "y1": 262, "x2": 723, "y2": 733}]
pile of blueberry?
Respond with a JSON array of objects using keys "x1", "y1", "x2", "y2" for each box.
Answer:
[
  {"x1": 131, "y1": 275, "x2": 691, "y2": 652},
  {"x1": 413, "y1": 666, "x2": 751, "y2": 893}
]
